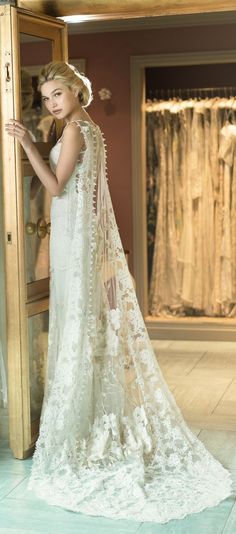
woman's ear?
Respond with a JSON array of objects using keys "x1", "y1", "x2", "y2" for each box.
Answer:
[{"x1": 72, "y1": 87, "x2": 79, "y2": 98}]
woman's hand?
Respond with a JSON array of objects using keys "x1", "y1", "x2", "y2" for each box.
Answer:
[
  {"x1": 5, "y1": 117, "x2": 60, "y2": 196},
  {"x1": 5, "y1": 119, "x2": 33, "y2": 151}
]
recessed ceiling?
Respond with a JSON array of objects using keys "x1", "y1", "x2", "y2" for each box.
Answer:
[
  {"x1": 17, "y1": 0, "x2": 236, "y2": 19},
  {"x1": 66, "y1": 11, "x2": 236, "y2": 34}
]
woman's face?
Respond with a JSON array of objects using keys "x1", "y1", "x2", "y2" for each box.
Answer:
[{"x1": 41, "y1": 80, "x2": 79, "y2": 120}]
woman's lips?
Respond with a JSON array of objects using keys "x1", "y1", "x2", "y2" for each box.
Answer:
[{"x1": 53, "y1": 109, "x2": 62, "y2": 114}]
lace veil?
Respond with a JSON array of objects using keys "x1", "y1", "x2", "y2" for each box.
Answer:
[{"x1": 28, "y1": 120, "x2": 232, "y2": 523}]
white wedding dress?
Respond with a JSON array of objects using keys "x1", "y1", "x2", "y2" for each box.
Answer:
[{"x1": 28, "y1": 119, "x2": 232, "y2": 523}]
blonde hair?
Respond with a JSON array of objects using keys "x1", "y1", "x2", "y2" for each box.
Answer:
[{"x1": 38, "y1": 61, "x2": 93, "y2": 108}]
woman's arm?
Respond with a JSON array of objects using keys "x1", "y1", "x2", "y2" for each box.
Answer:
[{"x1": 5, "y1": 119, "x2": 84, "y2": 196}]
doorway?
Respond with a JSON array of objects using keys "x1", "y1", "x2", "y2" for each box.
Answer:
[{"x1": 131, "y1": 49, "x2": 236, "y2": 341}]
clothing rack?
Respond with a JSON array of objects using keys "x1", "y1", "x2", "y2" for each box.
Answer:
[{"x1": 147, "y1": 86, "x2": 236, "y2": 101}]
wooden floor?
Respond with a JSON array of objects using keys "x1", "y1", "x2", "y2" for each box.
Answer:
[{"x1": 153, "y1": 339, "x2": 236, "y2": 431}]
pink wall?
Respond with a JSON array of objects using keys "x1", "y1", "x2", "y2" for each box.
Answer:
[{"x1": 68, "y1": 23, "x2": 236, "y2": 269}]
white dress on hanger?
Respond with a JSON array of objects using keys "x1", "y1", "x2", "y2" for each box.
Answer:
[
  {"x1": 218, "y1": 123, "x2": 236, "y2": 312},
  {"x1": 211, "y1": 102, "x2": 223, "y2": 315},
  {"x1": 178, "y1": 105, "x2": 195, "y2": 306},
  {"x1": 28, "y1": 119, "x2": 232, "y2": 523},
  {"x1": 149, "y1": 109, "x2": 181, "y2": 314}
]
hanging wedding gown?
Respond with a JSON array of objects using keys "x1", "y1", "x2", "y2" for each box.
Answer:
[
  {"x1": 218, "y1": 122, "x2": 236, "y2": 313},
  {"x1": 28, "y1": 119, "x2": 232, "y2": 523},
  {"x1": 148, "y1": 98, "x2": 236, "y2": 317},
  {"x1": 149, "y1": 106, "x2": 181, "y2": 314}
]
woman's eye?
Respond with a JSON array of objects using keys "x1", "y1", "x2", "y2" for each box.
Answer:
[{"x1": 55, "y1": 92, "x2": 61, "y2": 97}]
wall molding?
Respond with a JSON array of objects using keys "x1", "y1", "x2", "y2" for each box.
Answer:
[
  {"x1": 147, "y1": 318, "x2": 236, "y2": 341},
  {"x1": 67, "y1": 11, "x2": 236, "y2": 34}
]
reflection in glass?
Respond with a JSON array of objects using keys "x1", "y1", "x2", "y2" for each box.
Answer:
[
  {"x1": 24, "y1": 175, "x2": 51, "y2": 283},
  {"x1": 21, "y1": 68, "x2": 43, "y2": 141},
  {"x1": 20, "y1": 33, "x2": 56, "y2": 143},
  {"x1": 29, "y1": 311, "x2": 49, "y2": 422}
]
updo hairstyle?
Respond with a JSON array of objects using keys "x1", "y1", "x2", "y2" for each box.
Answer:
[{"x1": 38, "y1": 61, "x2": 93, "y2": 108}]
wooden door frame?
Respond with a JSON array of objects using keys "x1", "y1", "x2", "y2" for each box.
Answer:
[
  {"x1": 130, "y1": 49, "x2": 236, "y2": 341},
  {"x1": 0, "y1": 4, "x2": 67, "y2": 457}
]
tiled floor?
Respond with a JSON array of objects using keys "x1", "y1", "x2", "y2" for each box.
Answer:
[
  {"x1": 0, "y1": 340, "x2": 236, "y2": 533},
  {"x1": 153, "y1": 340, "x2": 236, "y2": 431}
]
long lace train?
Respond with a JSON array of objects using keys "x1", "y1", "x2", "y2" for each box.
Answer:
[{"x1": 28, "y1": 120, "x2": 232, "y2": 523}]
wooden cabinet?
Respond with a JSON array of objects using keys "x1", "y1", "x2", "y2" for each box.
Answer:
[{"x1": 0, "y1": 4, "x2": 67, "y2": 458}]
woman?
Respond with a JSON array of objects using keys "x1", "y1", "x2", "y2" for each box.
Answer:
[{"x1": 5, "y1": 62, "x2": 232, "y2": 523}]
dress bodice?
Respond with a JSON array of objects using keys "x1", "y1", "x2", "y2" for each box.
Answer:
[
  {"x1": 49, "y1": 140, "x2": 87, "y2": 194},
  {"x1": 48, "y1": 121, "x2": 99, "y2": 272}
]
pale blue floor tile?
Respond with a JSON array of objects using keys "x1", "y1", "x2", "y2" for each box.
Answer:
[
  {"x1": 0, "y1": 455, "x2": 32, "y2": 476},
  {"x1": 0, "y1": 498, "x2": 140, "y2": 534},
  {"x1": 0, "y1": 530, "x2": 43, "y2": 534},
  {"x1": 137, "y1": 497, "x2": 235, "y2": 534},
  {"x1": 198, "y1": 430, "x2": 236, "y2": 470},
  {"x1": 1, "y1": 464, "x2": 32, "y2": 477},
  {"x1": 223, "y1": 501, "x2": 236, "y2": 534},
  {"x1": 0, "y1": 444, "x2": 12, "y2": 457},
  {"x1": 6, "y1": 475, "x2": 41, "y2": 501},
  {"x1": 0, "y1": 439, "x2": 9, "y2": 448},
  {"x1": 0, "y1": 473, "x2": 28, "y2": 500},
  {"x1": 0, "y1": 458, "x2": 32, "y2": 475}
]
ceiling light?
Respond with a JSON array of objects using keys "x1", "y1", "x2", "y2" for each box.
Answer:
[{"x1": 58, "y1": 15, "x2": 98, "y2": 23}]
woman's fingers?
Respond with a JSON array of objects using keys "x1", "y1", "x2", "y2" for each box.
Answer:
[
  {"x1": 5, "y1": 125, "x2": 25, "y2": 132},
  {"x1": 5, "y1": 126, "x2": 19, "y2": 137},
  {"x1": 5, "y1": 120, "x2": 33, "y2": 150},
  {"x1": 5, "y1": 119, "x2": 26, "y2": 133},
  {"x1": 5, "y1": 126, "x2": 22, "y2": 139},
  {"x1": 7, "y1": 119, "x2": 25, "y2": 128},
  {"x1": 5, "y1": 120, "x2": 28, "y2": 141}
]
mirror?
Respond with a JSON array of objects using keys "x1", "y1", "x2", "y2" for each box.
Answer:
[
  {"x1": 19, "y1": 33, "x2": 54, "y2": 432},
  {"x1": 28, "y1": 310, "x2": 49, "y2": 423},
  {"x1": 20, "y1": 33, "x2": 56, "y2": 143},
  {"x1": 20, "y1": 34, "x2": 54, "y2": 287},
  {"x1": 24, "y1": 174, "x2": 50, "y2": 284}
]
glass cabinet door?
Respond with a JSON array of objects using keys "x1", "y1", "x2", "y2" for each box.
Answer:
[
  {"x1": 0, "y1": 4, "x2": 67, "y2": 458},
  {"x1": 28, "y1": 309, "x2": 49, "y2": 442},
  {"x1": 24, "y1": 174, "x2": 51, "y2": 287}
]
